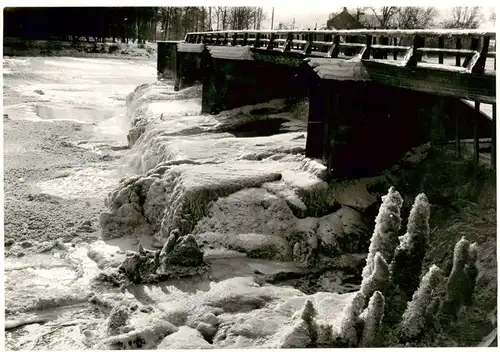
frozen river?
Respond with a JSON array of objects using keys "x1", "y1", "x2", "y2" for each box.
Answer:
[{"x1": 3, "y1": 56, "x2": 371, "y2": 350}]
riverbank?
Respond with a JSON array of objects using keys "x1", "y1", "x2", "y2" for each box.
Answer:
[{"x1": 3, "y1": 38, "x2": 156, "y2": 59}]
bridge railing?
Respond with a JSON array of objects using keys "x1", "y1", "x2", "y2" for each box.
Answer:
[
  {"x1": 183, "y1": 29, "x2": 496, "y2": 167},
  {"x1": 185, "y1": 29, "x2": 496, "y2": 73}
]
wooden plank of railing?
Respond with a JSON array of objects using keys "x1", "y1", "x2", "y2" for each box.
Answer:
[
  {"x1": 339, "y1": 42, "x2": 366, "y2": 48},
  {"x1": 419, "y1": 47, "x2": 475, "y2": 55},
  {"x1": 438, "y1": 36, "x2": 444, "y2": 64},
  {"x1": 231, "y1": 33, "x2": 238, "y2": 46},
  {"x1": 187, "y1": 29, "x2": 496, "y2": 37},
  {"x1": 371, "y1": 44, "x2": 409, "y2": 51},
  {"x1": 243, "y1": 33, "x2": 248, "y2": 46}
]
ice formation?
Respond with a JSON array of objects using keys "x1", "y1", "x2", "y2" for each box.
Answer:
[{"x1": 101, "y1": 81, "x2": 374, "y2": 269}]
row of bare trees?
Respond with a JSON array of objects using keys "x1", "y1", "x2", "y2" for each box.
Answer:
[
  {"x1": 333, "y1": 6, "x2": 490, "y2": 29},
  {"x1": 157, "y1": 7, "x2": 266, "y2": 41}
]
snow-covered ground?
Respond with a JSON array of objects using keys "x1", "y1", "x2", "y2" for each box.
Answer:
[{"x1": 3, "y1": 56, "x2": 379, "y2": 349}]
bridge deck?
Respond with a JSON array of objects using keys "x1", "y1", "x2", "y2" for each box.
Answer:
[{"x1": 181, "y1": 28, "x2": 496, "y2": 104}]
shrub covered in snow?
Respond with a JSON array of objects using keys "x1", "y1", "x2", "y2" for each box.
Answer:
[
  {"x1": 399, "y1": 264, "x2": 445, "y2": 341},
  {"x1": 337, "y1": 291, "x2": 365, "y2": 346},
  {"x1": 359, "y1": 291, "x2": 385, "y2": 347},
  {"x1": 338, "y1": 188, "x2": 482, "y2": 347},
  {"x1": 361, "y1": 187, "x2": 403, "y2": 290},
  {"x1": 360, "y1": 252, "x2": 390, "y2": 305},
  {"x1": 441, "y1": 237, "x2": 479, "y2": 321},
  {"x1": 390, "y1": 193, "x2": 431, "y2": 299}
]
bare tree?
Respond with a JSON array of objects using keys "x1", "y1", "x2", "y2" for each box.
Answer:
[
  {"x1": 442, "y1": 7, "x2": 484, "y2": 29},
  {"x1": 396, "y1": 7, "x2": 438, "y2": 29},
  {"x1": 369, "y1": 6, "x2": 399, "y2": 28}
]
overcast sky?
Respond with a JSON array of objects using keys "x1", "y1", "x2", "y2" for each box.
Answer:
[{"x1": 260, "y1": 6, "x2": 496, "y2": 30}]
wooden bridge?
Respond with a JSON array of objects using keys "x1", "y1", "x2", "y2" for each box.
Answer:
[{"x1": 157, "y1": 29, "x2": 496, "y2": 178}]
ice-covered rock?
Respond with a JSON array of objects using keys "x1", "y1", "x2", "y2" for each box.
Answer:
[
  {"x1": 158, "y1": 326, "x2": 213, "y2": 349},
  {"x1": 317, "y1": 206, "x2": 368, "y2": 255}
]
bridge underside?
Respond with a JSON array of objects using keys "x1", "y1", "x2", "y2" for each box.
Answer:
[{"x1": 157, "y1": 42, "x2": 495, "y2": 178}]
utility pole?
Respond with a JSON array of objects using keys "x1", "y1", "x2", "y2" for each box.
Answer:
[{"x1": 271, "y1": 7, "x2": 275, "y2": 29}]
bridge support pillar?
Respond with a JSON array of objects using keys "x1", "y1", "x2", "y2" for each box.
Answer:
[
  {"x1": 157, "y1": 41, "x2": 179, "y2": 79},
  {"x1": 174, "y1": 43, "x2": 205, "y2": 91},
  {"x1": 200, "y1": 53, "x2": 302, "y2": 115},
  {"x1": 307, "y1": 78, "x2": 436, "y2": 178}
]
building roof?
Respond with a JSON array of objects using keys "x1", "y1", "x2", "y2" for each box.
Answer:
[{"x1": 326, "y1": 8, "x2": 364, "y2": 30}]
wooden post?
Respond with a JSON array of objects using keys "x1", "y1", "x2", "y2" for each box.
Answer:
[
  {"x1": 222, "y1": 33, "x2": 228, "y2": 46},
  {"x1": 438, "y1": 36, "x2": 444, "y2": 64},
  {"x1": 305, "y1": 76, "x2": 327, "y2": 159},
  {"x1": 267, "y1": 33, "x2": 276, "y2": 50},
  {"x1": 243, "y1": 33, "x2": 248, "y2": 46},
  {"x1": 231, "y1": 33, "x2": 238, "y2": 46},
  {"x1": 471, "y1": 36, "x2": 491, "y2": 73},
  {"x1": 380, "y1": 36, "x2": 389, "y2": 59},
  {"x1": 474, "y1": 101, "x2": 480, "y2": 163},
  {"x1": 455, "y1": 102, "x2": 461, "y2": 157},
  {"x1": 326, "y1": 83, "x2": 340, "y2": 175},
  {"x1": 254, "y1": 33, "x2": 261, "y2": 48},
  {"x1": 174, "y1": 50, "x2": 182, "y2": 91},
  {"x1": 304, "y1": 33, "x2": 313, "y2": 55},
  {"x1": 393, "y1": 37, "x2": 398, "y2": 60},
  {"x1": 405, "y1": 35, "x2": 425, "y2": 67},
  {"x1": 327, "y1": 35, "x2": 340, "y2": 58},
  {"x1": 492, "y1": 103, "x2": 496, "y2": 169},
  {"x1": 283, "y1": 32, "x2": 293, "y2": 52},
  {"x1": 455, "y1": 37, "x2": 462, "y2": 66},
  {"x1": 362, "y1": 35, "x2": 372, "y2": 60}
]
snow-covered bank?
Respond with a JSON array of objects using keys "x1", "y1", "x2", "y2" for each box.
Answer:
[{"x1": 3, "y1": 39, "x2": 157, "y2": 59}]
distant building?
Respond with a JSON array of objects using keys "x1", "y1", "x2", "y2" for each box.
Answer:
[
  {"x1": 326, "y1": 7, "x2": 363, "y2": 30},
  {"x1": 326, "y1": 7, "x2": 387, "y2": 30}
]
